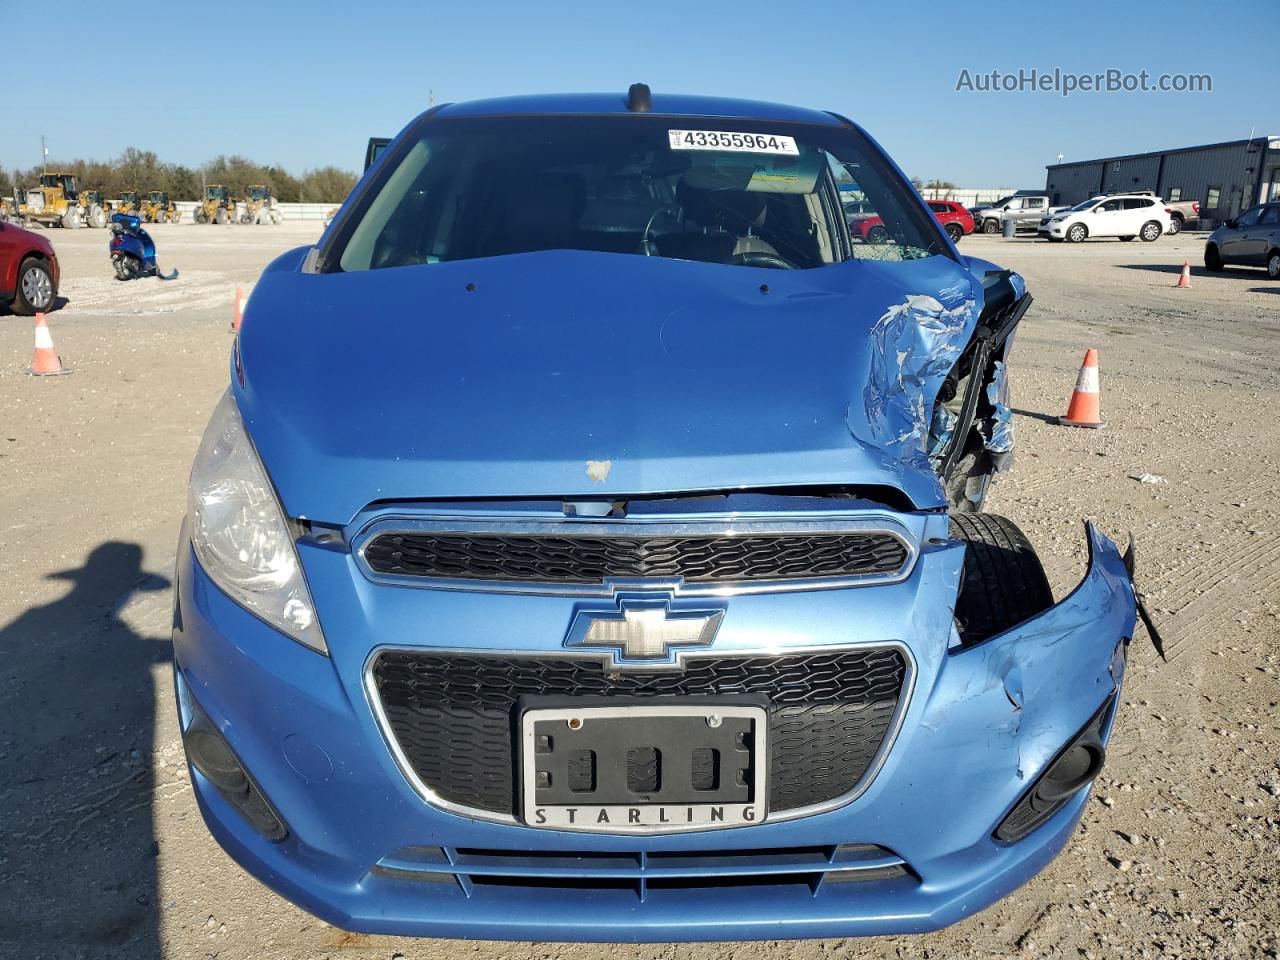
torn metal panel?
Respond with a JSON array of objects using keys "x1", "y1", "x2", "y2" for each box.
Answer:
[
  {"x1": 861, "y1": 287, "x2": 978, "y2": 466},
  {"x1": 983, "y1": 360, "x2": 1015, "y2": 458}
]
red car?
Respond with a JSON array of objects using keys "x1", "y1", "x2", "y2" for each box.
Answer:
[
  {"x1": 927, "y1": 200, "x2": 975, "y2": 243},
  {"x1": 0, "y1": 219, "x2": 59, "y2": 315},
  {"x1": 846, "y1": 201, "x2": 975, "y2": 246}
]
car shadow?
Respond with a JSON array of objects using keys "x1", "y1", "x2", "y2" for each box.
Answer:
[
  {"x1": 0, "y1": 295, "x2": 69, "y2": 318},
  {"x1": 1248, "y1": 286, "x2": 1279, "y2": 294},
  {"x1": 1117, "y1": 263, "x2": 1265, "y2": 279},
  {"x1": 0, "y1": 542, "x2": 169, "y2": 956}
]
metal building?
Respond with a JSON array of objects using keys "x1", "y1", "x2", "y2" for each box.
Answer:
[{"x1": 1045, "y1": 136, "x2": 1280, "y2": 225}]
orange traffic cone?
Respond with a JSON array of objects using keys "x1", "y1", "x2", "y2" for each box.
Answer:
[
  {"x1": 29, "y1": 313, "x2": 71, "y2": 376},
  {"x1": 230, "y1": 287, "x2": 245, "y2": 333},
  {"x1": 1175, "y1": 262, "x2": 1191, "y2": 288},
  {"x1": 1058, "y1": 348, "x2": 1106, "y2": 429}
]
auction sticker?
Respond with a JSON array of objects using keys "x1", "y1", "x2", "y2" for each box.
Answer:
[{"x1": 668, "y1": 129, "x2": 799, "y2": 155}]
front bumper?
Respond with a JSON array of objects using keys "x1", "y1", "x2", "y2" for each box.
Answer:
[
  {"x1": 1038, "y1": 221, "x2": 1068, "y2": 237},
  {"x1": 173, "y1": 521, "x2": 1136, "y2": 942}
]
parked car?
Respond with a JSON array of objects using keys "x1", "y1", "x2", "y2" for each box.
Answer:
[
  {"x1": 1083, "y1": 190, "x2": 1200, "y2": 234},
  {"x1": 972, "y1": 194, "x2": 1063, "y2": 234},
  {"x1": 1204, "y1": 202, "x2": 1280, "y2": 278},
  {"x1": 0, "y1": 218, "x2": 59, "y2": 315},
  {"x1": 926, "y1": 200, "x2": 975, "y2": 242},
  {"x1": 1038, "y1": 194, "x2": 1171, "y2": 243},
  {"x1": 175, "y1": 87, "x2": 1141, "y2": 943}
]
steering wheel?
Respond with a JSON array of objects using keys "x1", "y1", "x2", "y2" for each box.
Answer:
[
  {"x1": 734, "y1": 251, "x2": 797, "y2": 270},
  {"x1": 640, "y1": 204, "x2": 681, "y2": 256}
]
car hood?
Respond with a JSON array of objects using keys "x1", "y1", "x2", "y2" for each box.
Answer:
[{"x1": 235, "y1": 250, "x2": 981, "y2": 525}]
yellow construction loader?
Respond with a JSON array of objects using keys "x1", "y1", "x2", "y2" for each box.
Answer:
[
  {"x1": 141, "y1": 191, "x2": 178, "y2": 224},
  {"x1": 79, "y1": 190, "x2": 111, "y2": 228},
  {"x1": 18, "y1": 172, "x2": 84, "y2": 227},
  {"x1": 194, "y1": 184, "x2": 236, "y2": 224},
  {"x1": 240, "y1": 184, "x2": 281, "y2": 225},
  {"x1": 115, "y1": 191, "x2": 143, "y2": 217}
]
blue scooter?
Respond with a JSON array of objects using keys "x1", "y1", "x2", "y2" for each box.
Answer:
[{"x1": 109, "y1": 212, "x2": 159, "y2": 280}]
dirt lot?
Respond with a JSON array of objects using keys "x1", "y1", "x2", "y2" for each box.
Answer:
[{"x1": 1, "y1": 223, "x2": 1277, "y2": 959}]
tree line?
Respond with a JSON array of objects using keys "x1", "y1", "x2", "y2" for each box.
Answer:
[{"x1": 1, "y1": 147, "x2": 358, "y2": 203}]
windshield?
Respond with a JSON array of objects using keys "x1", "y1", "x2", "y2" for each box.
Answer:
[
  {"x1": 1067, "y1": 198, "x2": 1100, "y2": 212},
  {"x1": 330, "y1": 114, "x2": 944, "y2": 273}
]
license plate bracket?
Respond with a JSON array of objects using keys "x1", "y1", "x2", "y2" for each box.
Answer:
[{"x1": 519, "y1": 703, "x2": 768, "y2": 832}]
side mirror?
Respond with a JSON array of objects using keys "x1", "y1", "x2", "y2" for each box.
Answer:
[{"x1": 1225, "y1": 218, "x2": 1237, "y2": 229}]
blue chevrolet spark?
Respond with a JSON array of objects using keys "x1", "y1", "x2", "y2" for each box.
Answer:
[{"x1": 174, "y1": 87, "x2": 1142, "y2": 941}]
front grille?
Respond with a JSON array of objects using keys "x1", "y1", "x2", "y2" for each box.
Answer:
[
  {"x1": 370, "y1": 843, "x2": 914, "y2": 900},
  {"x1": 372, "y1": 648, "x2": 907, "y2": 817},
  {"x1": 362, "y1": 531, "x2": 909, "y2": 584}
]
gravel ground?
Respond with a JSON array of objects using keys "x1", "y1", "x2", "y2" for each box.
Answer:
[{"x1": 0, "y1": 223, "x2": 1277, "y2": 959}]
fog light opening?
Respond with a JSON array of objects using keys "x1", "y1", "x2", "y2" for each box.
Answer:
[
  {"x1": 181, "y1": 700, "x2": 288, "y2": 842},
  {"x1": 994, "y1": 697, "x2": 1113, "y2": 844}
]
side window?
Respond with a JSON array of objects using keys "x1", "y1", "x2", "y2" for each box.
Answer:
[
  {"x1": 1259, "y1": 206, "x2": 1280, "y2": 225},
  {"x1": 1026, "y1": 198, "x2": 1045, "y2": 209},
  {"x1": 928, "y1": 202, "x2": 946, "y2": 213},
  {"x1": 1099, "y1": 199, "x2": 1123, "y2": 213},
  {"x1": 1168, "y1": 187, "x2": 1182, "y2": 201},
  {"x1": 1236, "y1": 206, "x2": 1264, "y2": 227},
  {"x1": 1206, "y1": 186, "x2": 1221, "y2": 210},
  {"x1": 1123, "y1": 198, "x2": 1152, "y2": 210}
]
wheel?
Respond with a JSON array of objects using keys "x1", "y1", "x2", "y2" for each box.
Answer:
[
  {"x1": 113, "y1": 254, "x2": 141, "y2": 281},
  {"x1": 88, "y1": 204, "x2": 105, "y2": 228},
  {"x1": 982, "y1": 218, "x2": 1000, "y2": 234},
  {"x1": 1139, "y1": 220, "x2": 1162, "y2": 242},
  {"x1": 13, "y1": 257, "x2": 55, "y2": 314},
  {"x1": 215, "y1": 208, "x2": 228, "y2": 225},
  {"x1": 1268, "y1": 250, "x2": 1280, "y2": 280},
  {"x1": 61, "y1": 206, "x2": 82, "y2": 229},
  {"x1": 1167, "y1": 216, "x2": 1183, "y2": 235},
  {"x1": 866, "y1": 225, "x2": 889, "y2": 243},
  {"x1": 1066, "y1": 223, "x2": 1087, "y2": 243},
  {"x1": 1204, "y1": 244, "x2": 1223, "y2": 271},
  {"x1": 946, "y1": 222, "x2": 964, "y2": 244},
  {"x1": 950, "y1": 513, "x2": 1054, "y2": 645},
  {"x1": 1120, "y1": 235, "x2": 1136, "y2": 241}
]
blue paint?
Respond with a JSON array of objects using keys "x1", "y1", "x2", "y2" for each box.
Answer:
[{"x1": 177, "y1": 93, "x2": 1137, "y2": 941}]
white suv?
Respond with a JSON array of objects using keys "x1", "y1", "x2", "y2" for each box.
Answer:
[{"x1": 1038, "y1": 194, "x2": 1172, "y2": 243}]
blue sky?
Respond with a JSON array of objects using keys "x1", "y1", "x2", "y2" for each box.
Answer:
[{"x1": 4, "y1": 0, "x2": 1268, "y2": 186}]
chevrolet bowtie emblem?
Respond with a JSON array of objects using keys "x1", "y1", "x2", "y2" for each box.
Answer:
[{"x1": 565, "y1": 601, "x2": 723, "y2": 670}]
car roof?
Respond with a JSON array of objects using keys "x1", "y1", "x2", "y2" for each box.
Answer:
[{"x1": 434, "y1": 92, "x2": 843, "y2": 127}]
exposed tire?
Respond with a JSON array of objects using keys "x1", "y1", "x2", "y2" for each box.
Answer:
[
  {"x1": 1268, "y1": 250, "x2": 1280, "y2": 280},
  {"x1": 1167, "y1": 216, "x2": 1183, "y2": 235},
  {"x1": 946, "y1": 222, "x2": 964, "y2": 244},
  {"x1": 1205, "y1": 244, "x2": 1223, "y2": 271},
  {"x1": 215, "y1": 208, "x2": 228, "y2": 225},
  {"x1": 982, "y1": 218, "x2": 1000, "y2": 234},
  {"x1": 1140, "y1": 220, "x2": 1162, "y2": 242},
  {"x1": 1066, "y1": 223, "x2": 1087, "y2": 243},
  {"x1": 14, "y1": 257, "x2": 55, "y2": 313},
  {"x1": 950, "y1": 513, "x2": 1054, "y2": 645}
]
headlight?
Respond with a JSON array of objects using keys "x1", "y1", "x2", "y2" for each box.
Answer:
[{"x1": 188, "y1": 391, "x2": 326, "y2": 653}]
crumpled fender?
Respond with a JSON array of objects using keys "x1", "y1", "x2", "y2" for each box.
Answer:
[{"x1": 903, "y1": 522, "x2": 1137, "y2": 818}]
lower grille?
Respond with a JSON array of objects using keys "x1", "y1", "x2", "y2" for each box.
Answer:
[
  {"x1": 371, "y1": 647, "x2": 908, "y2": 818},
  {"x1": 371, "y1": 843, "x2": 913, "y2": 900}
]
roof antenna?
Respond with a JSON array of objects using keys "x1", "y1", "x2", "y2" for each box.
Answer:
[{"x1": 626, "y1": 83, "x2": 652, "y2": 113}]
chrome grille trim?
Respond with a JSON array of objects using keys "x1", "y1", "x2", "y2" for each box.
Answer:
[
  {"x1": 362, "y1": 641, "x2": 917, "y2": 832},
  {"x1": 352, "y1": 514, "x2": 919, "y2": 597}
]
